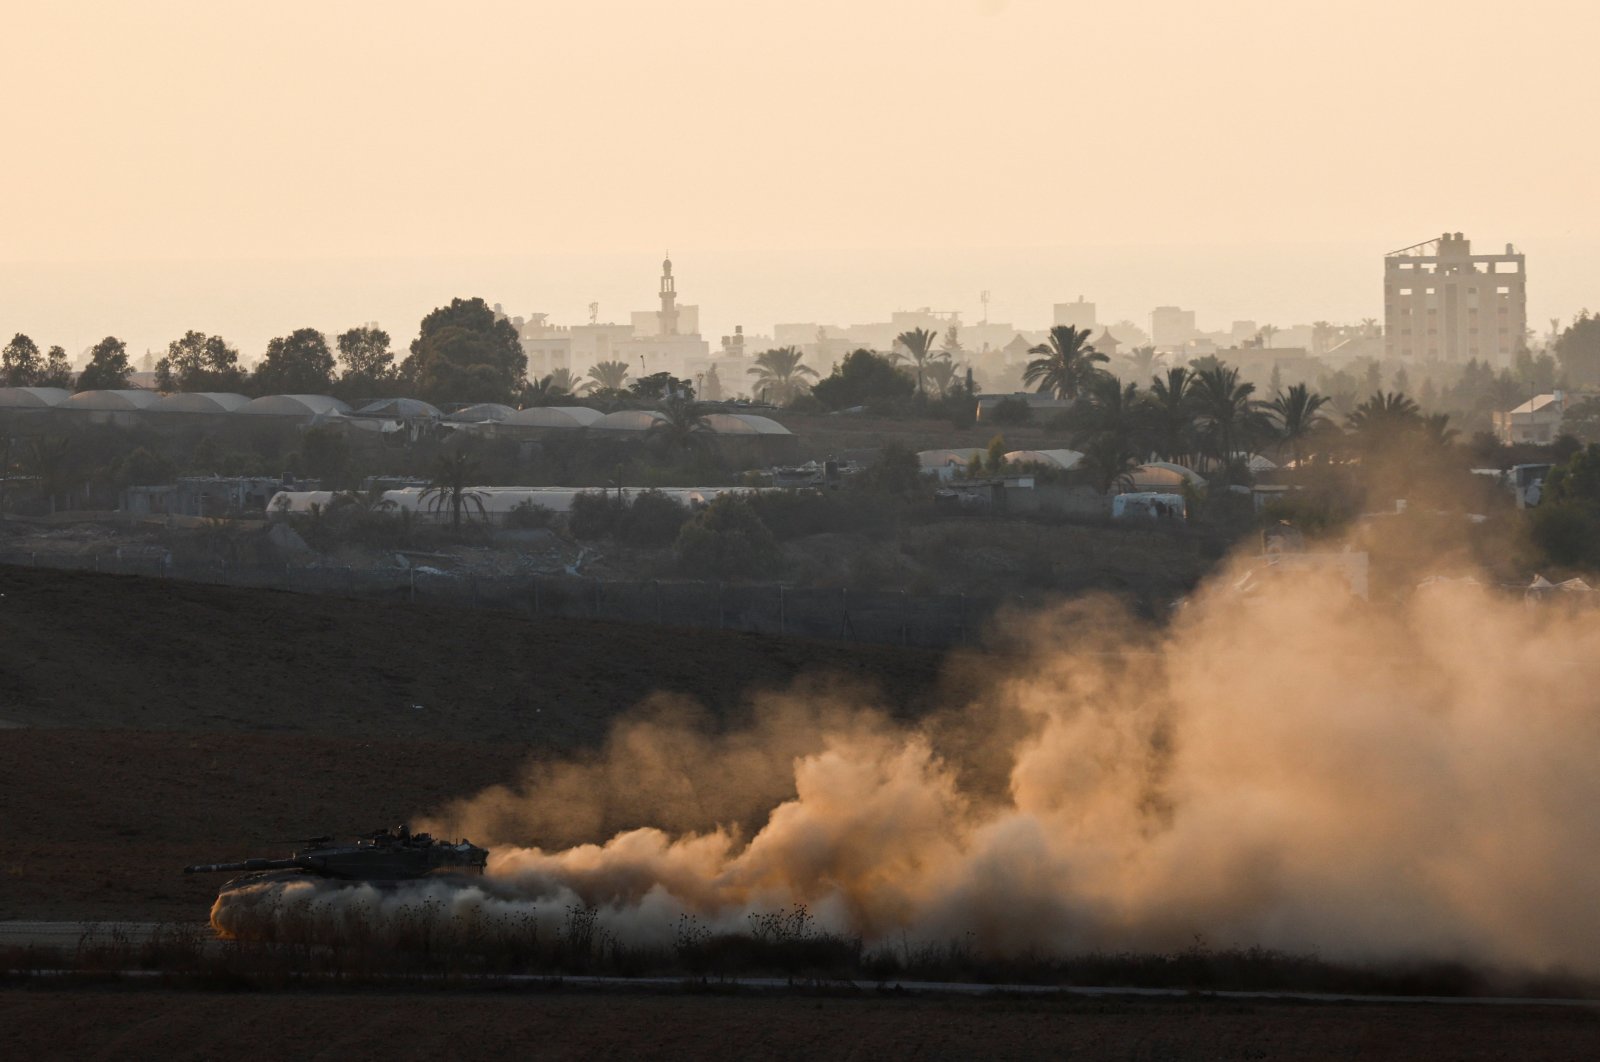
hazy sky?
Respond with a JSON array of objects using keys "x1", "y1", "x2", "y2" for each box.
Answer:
[{"x1": 2, "y1": 0, "x2": 1596, "y2": 357}]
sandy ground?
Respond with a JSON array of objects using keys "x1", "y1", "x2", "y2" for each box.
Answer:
[{"x1": 3, "y1": 988, "x2": 1598, "y2": 1061}]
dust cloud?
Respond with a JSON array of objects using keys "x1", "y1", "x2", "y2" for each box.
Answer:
[{"x1": 223, "y1": 544, "x2": 1600, "y2": 972}]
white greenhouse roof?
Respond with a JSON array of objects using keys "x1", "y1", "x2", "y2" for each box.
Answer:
[
  {"x1": 237, "y1": 394, "x2": 351, "y2": 417},
  {"x1": 703, "y1": 413, "x2": 792, "y2": 435},
  {"x1": 0, "y1": 387, "x2": 72, "y2": 409},
  {"x1": 355, "y1": 398, "x2": 442, "y2": 418},
  {"x1": 592, "y1": 410, "x2": 667, "y2": 432},
  {"x1": 917, "y1": 448, "x2": 984, "y2": 469},
  {"x1": 502, "y1": 406, "x2": 607, "y2": 429},
  {"x1": 445, "y1": 403, "x2": 518, "y2": 423},
  {"x1": 62, "y1": 389, "x2": 162, "y2": 411},
  {"x1": 1004, "y1": 449, "x2": 1084, "y2": 470},
  {"x1": 151, "y1": 392, "x2": 251, "y2": 414},
  {"x1": 267, "y1": 486, "x2": 751, "y2": 517}
]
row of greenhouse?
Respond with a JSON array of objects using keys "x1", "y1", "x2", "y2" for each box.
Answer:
[{"x1": 0, "y1": 387, "x2": 793, "y2": 436}]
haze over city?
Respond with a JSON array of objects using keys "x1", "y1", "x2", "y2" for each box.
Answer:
[
  {"x1": 9, "y1": 2, "x2": 1600, "y2": 1056},
  {"x1": 4, "y1": 0, "x2": 1598, "y2": 356}
]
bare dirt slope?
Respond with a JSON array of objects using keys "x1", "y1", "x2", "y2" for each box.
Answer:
[{"x1": 0, "y1": 566, "x2": 942, "y2": 921}]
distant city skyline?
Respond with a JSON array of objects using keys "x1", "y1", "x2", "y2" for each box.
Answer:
[
  {"x1": 3, "y1": 1, "x2": 1597, "y2": 362},
  {"x1": 1, "y1": 238, "x2": 1590, "y2": 366}
]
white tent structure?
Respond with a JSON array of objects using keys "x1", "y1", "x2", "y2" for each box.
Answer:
[
  {"x1": 354, "y1": 398, "x2": 442, "y2": 419},
  {"x1": 445, "y1": 403, "x2": 519, "y2": 423},
  {"x1": 502, "y1": 406, "x2": 606, "y2": 429},
  {"x1": 237, "y1": 394, "x2": 351, "y2": 417},
  {"x1": 62, "y1": 389, "x2": 162, "y2": 411},
  {"x1": 0, "y1": 387, "x2": 71, "y2": 409},
  {"x1": 592, "y1": 410, "x2": 666, "y2": 432},
  {"x1": 702, "y1": 413, "x2": 793, "y2": 435},
  {"x1": 1128, "y1": 461, "x2": 1206, "y2": 491},
  {"x1": 151, "y1": 392, "x2": 251, "y2": 414},
  {"x1": 1004, "y1": 449, "x2": 1084, "y2": 471}
]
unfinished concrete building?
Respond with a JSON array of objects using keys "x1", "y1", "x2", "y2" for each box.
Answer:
[{"x1": 1384, "y1": 232, "x2": 1526, "y2": 364}]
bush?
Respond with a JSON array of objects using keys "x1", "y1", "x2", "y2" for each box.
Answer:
[
  {"x1": 1530, "y1": 503, "x2": 1596, "y2": 567},
  {"x1": 569, "y1": 490, "x2": 622, "y2": 540},
  {"x1": 617, "y1": 489, "x2": 688, "y2": 547},
  {"x1": 506, "y1": 499, "x2": 552, "y2": 530},
  {"x1": 674, "y1": 495, "x2": 778, "y2": 579},
  {"x1": 987, "y1": 396, "x2": 1032, "y2": 425},
  {"x1": 858, "y1": 442, "x2": 923, "y2": 495}
]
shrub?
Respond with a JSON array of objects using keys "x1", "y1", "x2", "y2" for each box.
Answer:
[
  {"x1": 617, "y1": 489, "x2": 688, "y2": 547},
  {"x1": 674, "y1": 495, "x2": 778, "y2": 579},
  {"x1": 569, "y1": 490, "x2": 622, "y2": 540},
  {"x1": 987, "y1": 396, "x2": 1032, "y2": 425}
]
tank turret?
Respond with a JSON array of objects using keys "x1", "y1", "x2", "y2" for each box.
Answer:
[{"x1": 185, "y1": 826, "x2": 489, "y2": 891}]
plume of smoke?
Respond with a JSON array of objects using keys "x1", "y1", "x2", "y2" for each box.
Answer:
[{"x1": 220, "y1": 535, "x2": 1600, "y2": 973}]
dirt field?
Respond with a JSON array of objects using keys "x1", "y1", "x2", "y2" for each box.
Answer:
[
  {"x1": 3, "y1": 988, "x2": 1597, "y2": 1061},
  {"x1": 0, "y1": 566, "x2": 941, "y2": 921}
]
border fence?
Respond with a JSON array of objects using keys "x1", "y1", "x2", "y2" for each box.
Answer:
[{"x1": 0, "y1": 549, "x2": 1000, "y2": 649}]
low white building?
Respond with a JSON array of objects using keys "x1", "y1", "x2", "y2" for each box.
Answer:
[{"x1": 1493, "y1": 392, "x2": 1567, "y2": 445}]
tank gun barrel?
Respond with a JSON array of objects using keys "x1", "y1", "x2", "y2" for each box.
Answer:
[{"x1": 184, "y1": 858, "x2": 301, "y2": 875}]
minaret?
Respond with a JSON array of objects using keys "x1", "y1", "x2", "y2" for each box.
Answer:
[{"x1": 658, "y1": 253, "x2": 679, "y2": 336}]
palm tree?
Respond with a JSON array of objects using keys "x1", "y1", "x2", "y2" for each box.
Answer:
[
  {"x1": 421, "y1": 450, "x2": 487, "y2": 533},
  {"x1": 584, "y1": 360, "x2": 630, "y2": 394},
  {"x1": 923, "y1": 357, "x2": 959, "y2": 398},
  {"x1": 648, "y1": 396, "x2": 712, "y2": 452},
  {"x1": 1255, "y1": 324, "x2": 1280, "y2": 349},
  {"x1": 547, "y1": 367, "x2": 578, "y2": 394},
  {"x1": 1269, "y1": 383, "x2": 1331, "y2": 467},
  {"x1": 1146, "y1": 367, "x2": 1194, "y2": 465},
  {"x1": 746, "y1": 346, "x2": 818, "y2": 406},
  {"x1": 1023, "y1": 325, "x2": 1109, "y2": 402},
  {"x1": 1190, "y1": 365, "x2": 1269, "y2": 471},
  {"x1": 1422, "y1": 412, "x2": 1459, "y2": 449},
  {"x1": 895, "y1": 327, "x2": 941, "y2": 394},
  {"x1": 1122, "y1": 345, "x2": 1159, "y2": 382},
  {"x1": 524, "y1": 373, "x2": 573, "y2": 406},
  {"x1": 1346, "y1": 391, "x2": 1424, "y2": 456},
  {"x1": 1068, "y1": 374, "x2": 1145, "y2": 491}
]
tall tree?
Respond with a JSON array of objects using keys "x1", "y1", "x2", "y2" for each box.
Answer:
[
  {"x1": 2, "y1": 333, "x2": 41, "y2": 387},
  {"x1": 156, "y1": 331, "x2": 247, "y2": 392},
  {"x1": 1146, "y1": 367, "x2": 1195, "y2": 465},
  {"x1": 402, "y1": 297, "x2": 526, "y2": 405},
  {"x1": 254, "y1": 328, "x2": 336, "y2": 394},
  {"x1": 1190, "y1": 364, "x2": 1269, "y2": 469},
  {"x1": 895, "y1": 327, "x2": 941, "y2": 394},
  {"x1": 1067, "y1": 374, "x2": 1145, "y2": 491},
  {"x1": 923, "y1": 357, "x2": 959, "y2": 398},
  {"x1": 76, "y1": 336, "x2": 133, "y2": 392},
  {"x1": 1023, "y1": 325, "x2": 1108, "y2": 402},
  {"x1": 39, "y1": 346, "x2": 74, "y2": 388},
  {"x1": 336, "y1": 325, "x2": 397, "y2": 395},
  {"x1": 746, "y1": 346, "x2": 817, "y2": 405},
  {"x1": 1554, "y1": 311, "x2": 1600, "y2": 388},
  {"x1": 1269, "y1": 383, "x2": 1331, "y2": 467}
]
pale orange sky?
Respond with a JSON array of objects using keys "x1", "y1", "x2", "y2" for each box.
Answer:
[{"x1": 2, "y1": 0, "x2": 1596, "y2": 355}]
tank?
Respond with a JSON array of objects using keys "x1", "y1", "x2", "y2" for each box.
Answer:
[{"x1": 185, "y1": 825, "x2": 489, "y2": 893}]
